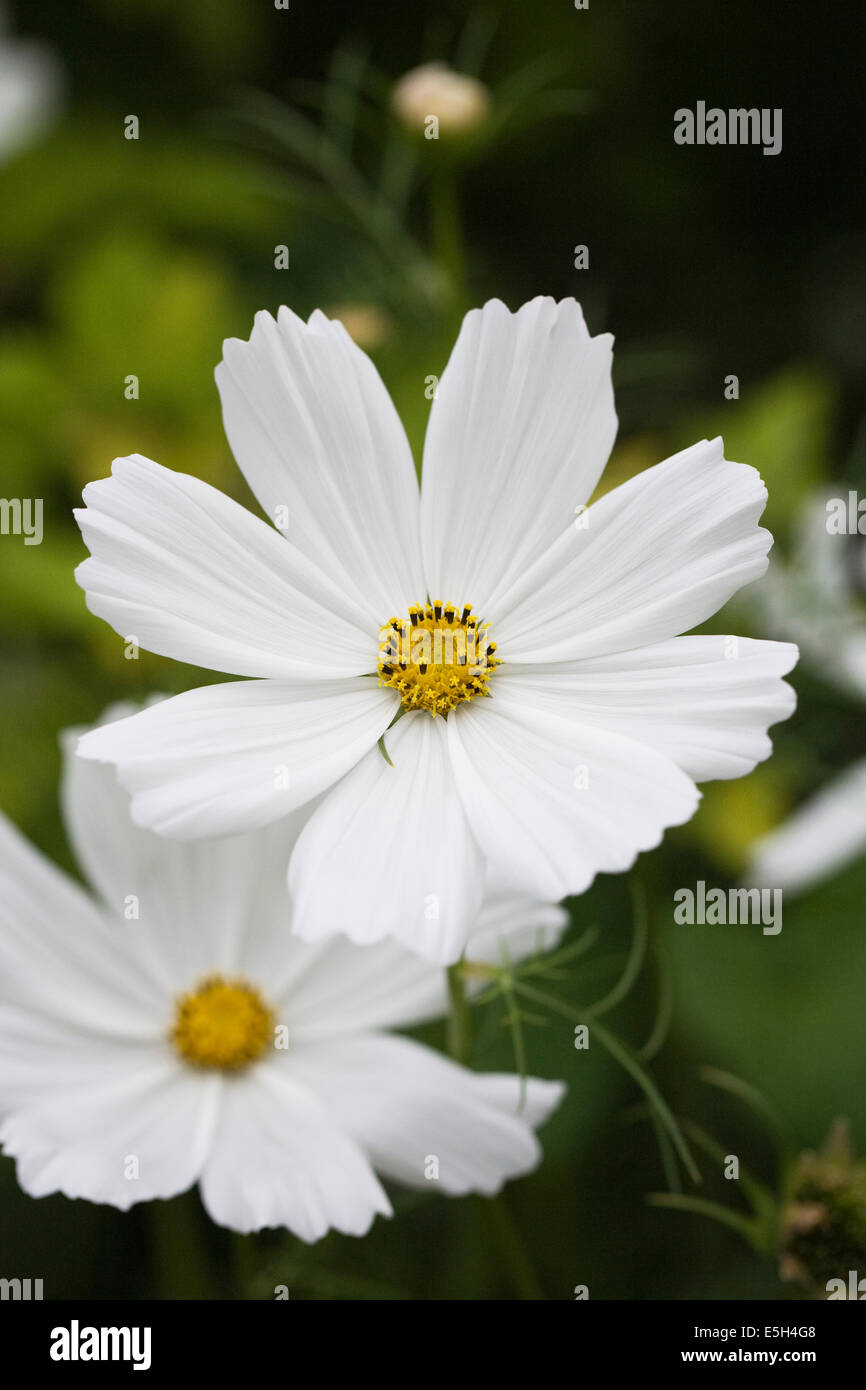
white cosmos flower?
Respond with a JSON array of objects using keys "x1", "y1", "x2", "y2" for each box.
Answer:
[
  {"x1": 74, "y1": 297, "x2": 798, "y2": 964},
  {"x1": 391, "y1": 62, "x2": 490, "y2": 136},
  {"x1": 746, "y1": 491, "x2": 866, "y2": 895},
  {"x1": 0, "y1": 714, "x2": 566, "y2": 1240},
  {"x1": 746, "y1": 756, "x2": 866, "y2": 896},
  {"x1": 753, "y1": 491, "x2": 866, "y2": 700},
  {"x1": 0, "y1": 2, "x2": 61, "y2": 163}
]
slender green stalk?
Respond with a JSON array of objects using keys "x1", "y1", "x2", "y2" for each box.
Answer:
[
  {"x1": 681, "y1": 1119, "x2": 779, "y2": 1238},
  {"x1": 640, "y1": 942, "x2": 675, "y2": 1061},
  {"x1": 447, "y1": 962, "x2": 471, "y2": 1063},
  {"x1": 585, "y1": 880, "x2": 647, "y2": 1018},
  {"x1": 699, "y1": 1065, "x2": 791, "y2": 1157},
  {"x1": 429, "y1": 163, "x2": 468, "y2": 318},
  {"x1": 233, "y1": 1232, "x2": 259, "y2": 1300},
  {"x1": 502, "y1": 986, "x2": 529, "y2": 1112},
  {"x1": 513, "y1": 978, "x2": 700, "y2": 1183},
  {"x1": 149, "y1": 1195, "x2": 215, "y2": 1300},
  {"x1": 476, "y1": 1193, "x2": 544, "y2": 1300},
  {"x1": 647, "y1": 1192, "x2": 762, "y2": 1245},
  {"x1": 650, "y1": 1107, "x2": 683, "y2": 1195}
]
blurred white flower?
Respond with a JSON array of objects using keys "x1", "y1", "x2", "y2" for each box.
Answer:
[
  {"x1": 0, "y1": 2, "x2": 61, "y2": 163},
  {"x1": 747, "y1": 491, "x2": 866, "y2": 895},
  {"x1": 74, "y1": 297, "x2": 796, "y2": 963},
  {"x1": 323, "y1": 302, "x2": 392, "y2": 351},
  {"x1": 747, "y1": 756, "x2": 866, "y2": 896},
  {"x1": 755, "y1": 490, "x2": 866, "y2": 699},
  {"x1": 391, "y1": 61, "x2": 490, "y2": 136},
  {"x1": 0, "y1": 712, "x2": 565, "y2": 1239}
]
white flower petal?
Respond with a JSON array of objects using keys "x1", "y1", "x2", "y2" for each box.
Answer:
[
  {"x1": 494, "y1": 439, "x2": 772, "y2": 662},
  {"x1": 288, "y1": 1034, "x2": 565, "y2": 1195},
  {"x1": 466, "y1": 887, "x2": 569, "y2": 966},
  {"x1": 496, "y1": 636, "x2": 798, "y2": 783},
  {"x1": 0, "y1": 1012, "x2": 219, "y2": 1208},
  {"x1": 754, "y1": 492, "x2": 866, "y2": 702},
  {"x1": 0, "y1": 811, "x2": 162, "y2": 1036},
  {"x1": 75, "y1": 453, "x2": 375, "y2": 678},
  {"x1": 448, "y1": 699, "x2": 699, "y2": 900},
  {"x1": 746, "y1": 757, "x2": 866, "y2": 896},
  {"x1": 199, "y1": 1064, "x2": 391, "y2": 1239},
  {"x1": 277, "y1": 882, "x2": 567, "y2": 1041},
  {"x1": 289, "y1": 712, "x2": 485, "y2": 964},
  {"x1": 61, "y1": 727, "x2": 313, "y2": 993},
  {"x1": 76, "y1": 678, "x2": 398, "y2": 838},
  {"x1": 216, "y1": 307, "x2": 425, "y2": 621},
  {"x1": 420, "y1": 297, "x2": 616, "y2": 614},
  {"x1": 272, "y1": 936, "x2": 453, "y2": 1043},
  {"x1": 0, "y1": 36, "x2": 60, "y2": 162}
]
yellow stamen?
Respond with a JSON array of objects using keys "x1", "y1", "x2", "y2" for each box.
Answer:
[
  {"x1": 171, "y1": 975, "x2": 273, "y2": 1071},
  {"x1": 377, "y1": 600, "x2": 500, "y2": 716}
]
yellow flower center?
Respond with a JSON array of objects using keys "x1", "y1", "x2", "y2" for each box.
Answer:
[
  {"x1": 377, "y1": 601, "x2": 500, "y2": 717},
  {"x1": 171, "y1": 976, "x2": 273, "y2": 1071}
]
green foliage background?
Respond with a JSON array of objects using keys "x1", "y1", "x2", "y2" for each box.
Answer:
[{"x1": 0, "y1": 0, "x2": 864, "y2": 1299}]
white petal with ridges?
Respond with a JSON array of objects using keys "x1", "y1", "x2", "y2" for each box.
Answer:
[
  {"x1": 420, "y1": 297, "x2": 616, "y2": 614},
  {"x1": 494, "y1": 439, "x2": 772, "y2": 662},
  {"x1": 0, "y1": 812, "x2": 162, "y2": 1035},
  {"x1": 289, "y1": 712, "x2": 485, "y2": 964},
  {"x1": 217, "y1": 307, "x2": 425, "y2": 621},
  {"x1": 497, "y1": 636, "x2": 798, "y2": 783},
  {"x1": 75, "y1": 453, "x2": 375, "y2": 678},
  {"x1": 277, "y1": 881, "x2": 567, "y2": 1042},
  {"x1": 448, "y1": 699, "x2": 699, "y2": 900},
  {"x1": 466, "y1": 887, "x2": 569, "y2": 966},
  {"x1": 76, "y1": 678, "x2": 398, "y2": 839},
  {"x1": 61, "y1": 727, "x2": 313, "y2": 993},
  {"x1": 0, "y1": 1014, "x2": 219, "y2": 1208},
  {"x1": 199, "y1": 1064, "x2": 391, "y2": 1239},
  {"x1": 287, "y1": 1033, "x2": 565, "y2": 1195}
]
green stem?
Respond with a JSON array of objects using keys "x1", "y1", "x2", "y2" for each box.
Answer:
[
  {"x1": 149, "y1": 1194, "x2": 215, "y2": 1300},
  {"x1": 476, "y1": 1193, "x2": 544, "y2": 1300},
  {"x1": 429, "y1": 163, "x2": 468, "y2": 318},
  {"x1": 447, "y1": 962, "x2": 471, "y2": 1063},
  {"x1": 513, "y1": 979, "x2": 700, "y2": 1184},
  {"x1": 585, "y1": 879, "x2": 647, "y2": 1018},
  {"x1": 502, "y1": 981, "x2": 528, "y2": 1113},
  {"x1": 647, "y1": 1193, "x2": 764, "y2": 1249},
  {"x1": 233, "y1": 1232, "x2": 258, "y2": 1299}
]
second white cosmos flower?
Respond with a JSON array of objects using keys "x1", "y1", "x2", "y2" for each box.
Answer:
[
  {"x1": 0, "y1": 713, "x2": 565, "y2": 1240},
  {"x1": 74, "y1": 297, "x2": 798, "y2": 963}
]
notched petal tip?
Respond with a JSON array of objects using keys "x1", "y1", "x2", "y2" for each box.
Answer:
[
  {"x1": 218, "y1": 307, "x2": 280, "y2": 361},
  {"x1": 74, "y1": 727, "x2": 113, "y2": 763},
  {"x1": 305, "y1": 306, "x2": 335, "y2": 331}
]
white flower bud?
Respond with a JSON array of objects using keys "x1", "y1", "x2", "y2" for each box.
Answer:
[
  {"x1": 391, "y1": 62, "x2": 490, "y2": 137},
  {"x1": 326, "y1": 303, "x2": 392, "y2": 351}
]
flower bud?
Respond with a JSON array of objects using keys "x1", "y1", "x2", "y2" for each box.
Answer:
[
  {"x1": 391, "y1": 62, "x2": 490, "y2": 137},
  {"x1": 779, "y1": 1119, "x2": 866, "y2": 1295},
  {"x1": 326, "y1": 303, "x2": 392, "y2": 351}
]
